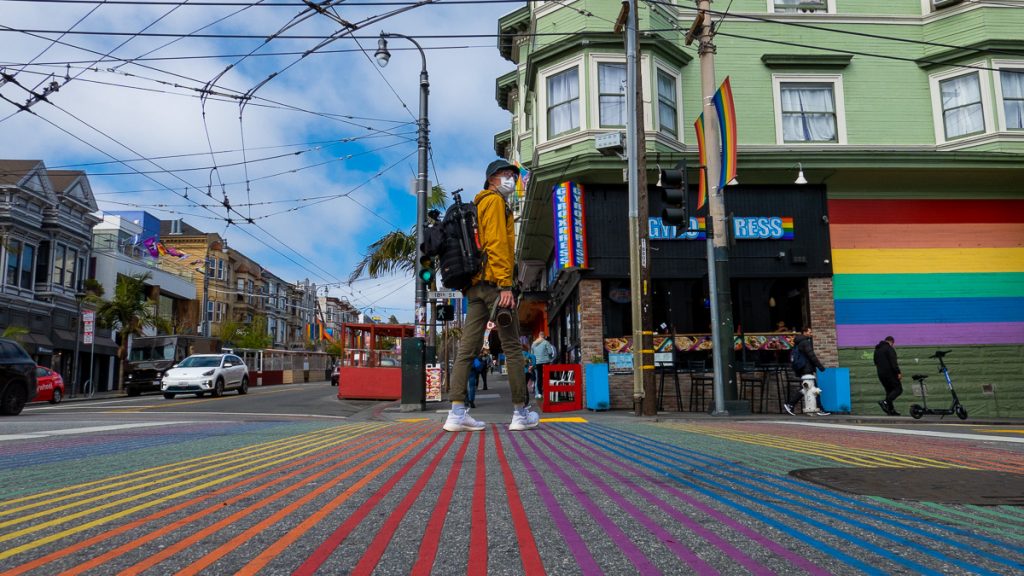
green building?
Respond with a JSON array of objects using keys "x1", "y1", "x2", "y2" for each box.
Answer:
[{"x1": 495, "y1": 1, "x2": 1024, "y2": 416}]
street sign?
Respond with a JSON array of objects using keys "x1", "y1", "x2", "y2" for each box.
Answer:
[
  {"x1": 82, "y1": 311, "x2": 95, "y2": 345},
  {"x1": 428, "y1": 290, "x2": 461, "y2": 300}
]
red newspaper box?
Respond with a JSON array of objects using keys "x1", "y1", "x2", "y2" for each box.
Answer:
[{"x1": 541, "y1": 364, "x2": 582, "y2": 413}]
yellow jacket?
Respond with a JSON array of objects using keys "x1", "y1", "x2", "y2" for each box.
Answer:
[{"x1": 473, "y1": 189, "x2": 515, "y2": 288}]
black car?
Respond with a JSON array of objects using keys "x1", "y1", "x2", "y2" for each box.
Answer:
[{"x1": 0, "y1": 338, "x2": 38, "y2": 416}]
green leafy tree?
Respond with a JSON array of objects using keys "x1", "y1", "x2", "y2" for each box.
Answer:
[
  {"x1": 95, "y1": 273, "x2": 170, "y2": 389},
  {"x1": 236, "y1": 316, "x2": 273, "y2": 349},
  {"x1": 217, "y1": 320, "x2": 244, "y2": 347},
  {"x1": 1, "y1": 325, "x2": 28, "y2": 342},
  {"x1": 348, "y1": 185, "x2": 449, "y2": 283}
]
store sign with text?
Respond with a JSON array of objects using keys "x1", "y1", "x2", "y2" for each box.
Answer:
[{"x1": 649, "y1": 216, "x2": 794, "y2": 240}]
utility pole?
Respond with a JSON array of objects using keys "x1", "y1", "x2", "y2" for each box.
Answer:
[
  {"x1": 622, "y1": 0, "x2": 657, "y2": 415},
  {"x1": 692, "y1": 1, "x2": 737, "y2": 414}
]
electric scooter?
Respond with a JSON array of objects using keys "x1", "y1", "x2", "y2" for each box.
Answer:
[{"x1": 909, "y1": 350, "x2": 967, "y2": 420}]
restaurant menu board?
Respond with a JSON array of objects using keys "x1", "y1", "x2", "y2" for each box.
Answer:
[
  {"x1": 425, "y1": 364, "x2": 443, "y2": 402},
  {"x1": 605, "y1": 333, "x2": 795, "y2": 353},
  {"x1": 608, "y1": 353, "x2": 633, "y2": 373}
]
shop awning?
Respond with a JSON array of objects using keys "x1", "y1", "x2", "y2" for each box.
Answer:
[
  {"x1": 51, "y1": 329, "x2": 77, "y2": 349},
  {"x1": 20, "y1": 333, "x2": 54, "y2": 355}
]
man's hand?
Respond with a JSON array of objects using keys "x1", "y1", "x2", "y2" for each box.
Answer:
[{"x1": 498, "y1": 289, "x2": 515, "y2": 309}]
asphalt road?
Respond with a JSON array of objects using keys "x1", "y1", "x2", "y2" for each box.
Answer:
[{"x1": 1, "y1": 379, "x2": 1023, "y2": 575}]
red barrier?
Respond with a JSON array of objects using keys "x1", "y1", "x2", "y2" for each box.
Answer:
[{"x1": 541, "y1": 364, "x2": 582, "y2": 413}]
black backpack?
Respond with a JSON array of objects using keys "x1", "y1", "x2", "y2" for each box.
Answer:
[
  {"x1": 790, "y1": 345, "x2": 808, "y2": 373},
  {"x1": 421, "y1": 191, "x2": 484, "y2": 291}
]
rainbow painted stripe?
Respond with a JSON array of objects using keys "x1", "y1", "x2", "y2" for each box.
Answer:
[
  {"x1": 829, "y1": 199, "x2": 1024, "y2": 347},
  {"x1": 781, "y1": 217, "x2": 794, "y2": 240},
  {"x1": 694, "y1": 114, "x2": 707, "y2": 210},
  {"x1": 712, "y1": 77, "x2": 738, "y2": 190}
]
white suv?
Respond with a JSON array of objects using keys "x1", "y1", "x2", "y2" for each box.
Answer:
[{"x1": 160, "y1": 354, "x2": 249, "y2": 399}]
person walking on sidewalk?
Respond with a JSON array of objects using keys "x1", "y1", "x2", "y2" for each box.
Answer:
[
  {"x1": 784, "y1": 326, "x2": 829, "y2": 415},
  {"x1": 874, "y1": 336, "x2": 902, "y2": 415},
  {"x1": 522, "y1": 343, "x2": 537, "y2": 396},
  {"x1": 530, "y1": 332, "x2": 556, "y2": 400},
  {"x1": 443, "y1": 159, "x2": 539, "y2": 433}
]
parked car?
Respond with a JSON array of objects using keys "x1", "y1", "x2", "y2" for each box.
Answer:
[
  {"x1": 330, "y1": 365, "x2": 339, "y2": 386},
  {"x1": 33, "y1": 366, "x2": 65, "y2": 404},
  {"x1": 160, "y1": 353, "x2": 249, "y2": 399},
  {"x1": 0, "y1": 338, "x2": 37, "y2": 416}
]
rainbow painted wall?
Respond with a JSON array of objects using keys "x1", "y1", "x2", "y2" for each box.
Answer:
[{"x1": 829, "y1": 199, "x2": 1024, "y2": 348}]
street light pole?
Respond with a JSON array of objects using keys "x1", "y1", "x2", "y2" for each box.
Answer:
[{"x1": 375, "y1": 32, "x2": 430, "y2": 341}]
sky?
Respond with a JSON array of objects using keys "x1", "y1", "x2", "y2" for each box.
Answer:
[{"x1": 0, "y1": 0, "x2": 522, "y2": 321}]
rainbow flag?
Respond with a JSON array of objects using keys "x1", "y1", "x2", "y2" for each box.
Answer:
[
  {"x1": 694, "y1": 114, "x2": 707, "y2": 210},
  {"x1": 513, "y1": 161, "x2": 530, "y2": 201},
  {"x1": 780, "y1": 217, "x2": 794, "y2": 239},
  {"x1": 712, "y1": 77, "x2": 738, "y2": 190}
]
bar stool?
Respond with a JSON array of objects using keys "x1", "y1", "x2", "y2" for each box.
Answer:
[
  {"x1": 688, "y1": 361, "x2": 714, "y2": 412},
  {"x1": 657, "y1": 367, "x2": 683, "y2": 412},
  {"x1": 737, "y1": 362, "x2": 767, "y2": 413}
]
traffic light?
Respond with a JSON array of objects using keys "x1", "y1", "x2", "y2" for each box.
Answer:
[
  {"x1": 418, "y1": 253, "x2": 435, "y2": 284},
  {"x1": 437, "y1": 303, "x2": 455, "y2": 322},
  {"x1": 658, "y1": 162, "x2": 688, "y2": 228}
]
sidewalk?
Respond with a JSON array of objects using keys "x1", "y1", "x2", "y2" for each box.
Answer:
[{"x1": 403, "y1": 371, "x2": 1024, "y2": 427}]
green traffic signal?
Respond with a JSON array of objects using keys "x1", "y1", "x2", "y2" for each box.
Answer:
[{"x1": 419, "y1": 255, "x2": 435, "y2": 283}]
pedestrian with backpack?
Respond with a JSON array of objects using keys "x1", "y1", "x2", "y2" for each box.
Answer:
[
  {"x1": 442, "y1": 159, "x2": 539, "y2": 432},
  {"x1": 784, "y1": 326, "x2": 829, "y2": 415}
]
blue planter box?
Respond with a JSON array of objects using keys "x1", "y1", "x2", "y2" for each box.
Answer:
[
  {"x1": 585, "y1": 363, "x2": 610, "y2": 411},
  {"x1": 819, "y1": 368, "x2": 851, "y2": 413}
]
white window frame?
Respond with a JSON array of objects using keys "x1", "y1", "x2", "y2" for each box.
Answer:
[
  {"x1": 538, "y1": 57, "x2": 584, "y2": 144},
  {"x1": 929, "y1": 63, "x2": 993, "y2": 145},
  {"x1": 772, "y1": 74, "x2": 847, "y2": 145},
  {"x1": 768, "y1": 0, "x2": 835, "y2": 14},
  {"x1": 654, "y1": 64, "x2": 682, "y2": 139},
  {"x1": 992, "y1": 60, "x2": 1024, "y2": 132},
  {"x1": 595, "y1": 60, "x2": 627, "y2": 129}
]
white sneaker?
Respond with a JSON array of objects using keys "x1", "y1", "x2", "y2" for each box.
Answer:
[
  {"x1": 813, "y1": 410, "x2": 831, "y2": 416},
  {"x1": 509, "y1": 406, "x2": 540, "y2": 431},
  {"x1": 534, "y1": 393, "x2": 542, "y2": 399},
  {"x1": 783, "y1": 404, "x2": 795, "y2": 416},
  {"x1": 443, "y1": 408, "x2": 486, "y2": 432}
]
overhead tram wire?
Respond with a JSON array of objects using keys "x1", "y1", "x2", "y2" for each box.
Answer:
[
  {"x1": 0, "y1": 0, "x2": 191, "y2": 125},
  {"x1": 0, "y1": 25, "x2": 419, "y2": 138},
  {"x1": 2, "y1": 0, "x2": 522, "y2": 5},
  {"x1": 214, "y1": 0, "x2": 440, "y2": 226},
  {"x1": 5, "y1": 24, "x2": 1023, "y2": 61},
  {"x1": 0, "y1": 43, "x2": 496, "y2": 67},
  {"x1": 30, "y1": 99, "x2": 347, "y2": 285},
  {"x1": 67, "y1": 134, "x2": 414, "y2": 178},
  {"x1": 95, "y1": 145, "x2": 418, "y2": 223},
  {"x1": 83, "y1": 136, "x2": 416, "y2": 196},
  {"x1": 4, "y1": 0, "x2": 104, "y2": 79},
  {"x1": 47, "y1": 131, "x2": 412, "y2": 169}
]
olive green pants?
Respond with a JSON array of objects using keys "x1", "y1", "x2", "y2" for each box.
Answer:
[{"x1": 449, "y1": 283, "x2": 527, "y2": 406}]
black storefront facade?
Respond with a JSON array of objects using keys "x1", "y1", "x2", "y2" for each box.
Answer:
[{"x1": 543, "y1": 181, "x2": 837, "y2": 410}]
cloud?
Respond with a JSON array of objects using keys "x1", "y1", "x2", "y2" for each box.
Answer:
[{"x1": 0, "y1": 1, "x2": 519, "y2": 320}]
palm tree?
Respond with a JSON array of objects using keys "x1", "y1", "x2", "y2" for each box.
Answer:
[
  {"x1": 1, "y1": 325, "x2": 28, "y2": 342},
  {"x1": 348, "y1": 185, "x2": 449, "y2": 283},
  {"x1": 95, "y1": 272, "x2": 169, "y2": 390}
]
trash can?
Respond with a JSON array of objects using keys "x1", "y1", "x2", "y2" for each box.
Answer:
[
  {"x1": 818, "y1": 368, "x2": 851, "y2": 413},
  {"x1": 585, "y1": 363, "x2": 610, "y2": 411}
]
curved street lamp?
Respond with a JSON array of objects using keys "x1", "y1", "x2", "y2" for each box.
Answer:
[{"x1": 375, "y1": 32, "x2": 430, "y2": 340}]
